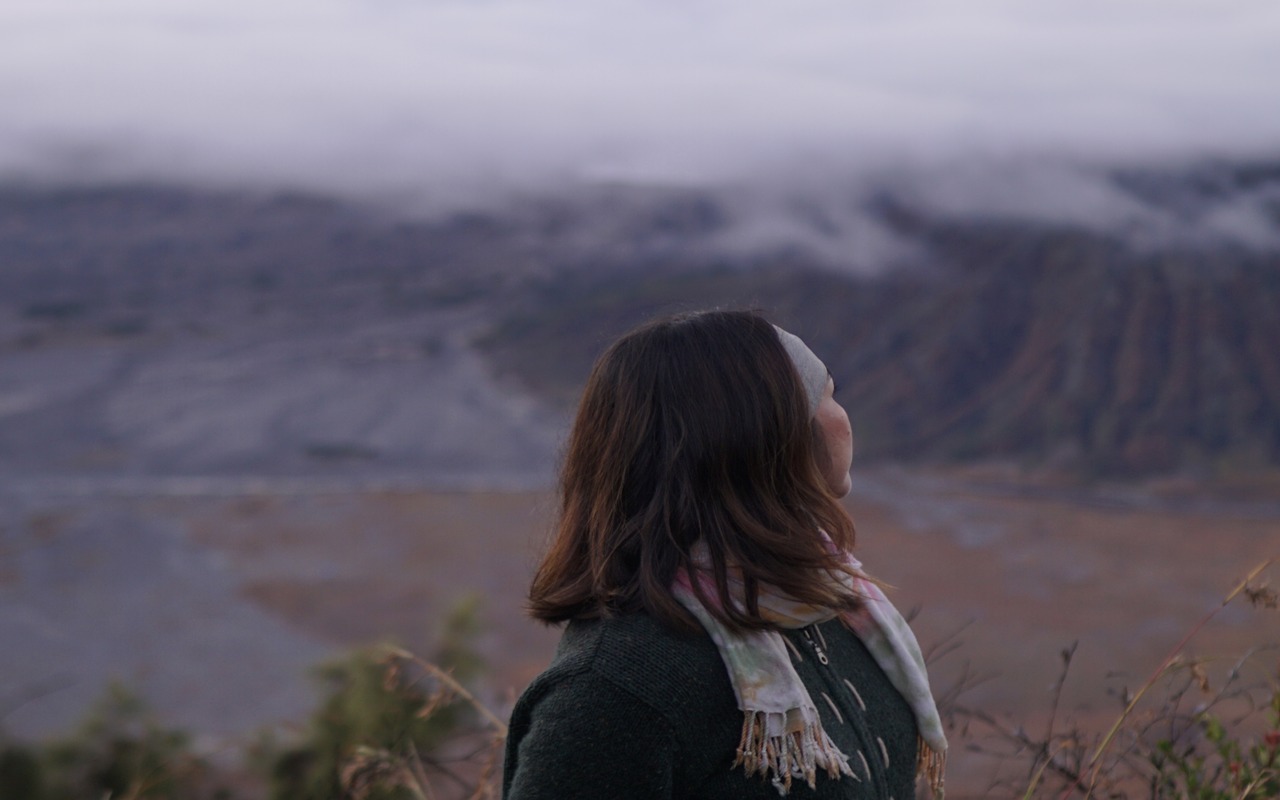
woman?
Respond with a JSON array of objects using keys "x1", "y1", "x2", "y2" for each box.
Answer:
[{"x1": 503, "y1": 310, "x2": 946, "y2": 799}]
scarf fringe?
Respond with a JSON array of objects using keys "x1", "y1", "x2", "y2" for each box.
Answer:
[
  {"x1": 733, "y1": 711, "x2": 854, "y2": 795},
  {"x1": 917, "y1": 735, "x2": 947, "y2": 799},
  {"x1": 675, "y1": 544, "x2": 948, "y2": 797}
]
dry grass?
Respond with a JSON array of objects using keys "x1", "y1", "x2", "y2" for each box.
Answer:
[
  {"x1": 162, "y1": 465, "x2": 1280, "y2": 796},
  {"x1": 339, "y1": 646, "x2": 508, "y2": 800},
  {"x1": 943, "y1": 559, "x2": 1280, "y2": 799}
]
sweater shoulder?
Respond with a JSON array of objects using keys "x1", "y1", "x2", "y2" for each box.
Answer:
[
  {"x1": 535, "y1": 614, "x2": 732, "y2": 717},
  {"x1": 505, "y1": 614, "x2": 743, "y2": 797}
]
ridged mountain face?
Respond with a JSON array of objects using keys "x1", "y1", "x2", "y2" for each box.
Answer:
[
  {"x1": 812, "y1": 226, "x2": 1280, "y2": 473},
  {"x1": 2, "y1": 178, "x2": 1278, "y2": 476},
  {"x1": 484, "y1": 220, "x2": 1280, "y2": 476}
]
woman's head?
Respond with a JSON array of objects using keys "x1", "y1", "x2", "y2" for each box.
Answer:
[{"x1": 529, "y1": 309, "x2": 859, "y2": 632}]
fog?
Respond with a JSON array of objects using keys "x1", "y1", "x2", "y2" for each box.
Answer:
[{"x1": 3, "y1": 0, "x2": 1280, "y2": 237}]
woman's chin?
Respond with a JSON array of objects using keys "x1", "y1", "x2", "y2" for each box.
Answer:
[{"x1": 829, "y1": 474, "x2": 852, "y2": 498}]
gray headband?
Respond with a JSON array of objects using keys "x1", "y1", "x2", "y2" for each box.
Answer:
[{"x1": 773, "y1": 325, "x2": 827, "y2": 416}]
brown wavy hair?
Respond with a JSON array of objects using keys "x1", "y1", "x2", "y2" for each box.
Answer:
[{"x1": 528, "y1": 309, "x2": 859, "y2": 633}]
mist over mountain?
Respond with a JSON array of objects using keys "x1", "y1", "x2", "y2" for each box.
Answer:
[
  {"x1": 5, "y1": 1, "x2": 1280, "y2": 200},
  {"x1": 3, "y1": 157, "x2": 1278, "y2": 480}
]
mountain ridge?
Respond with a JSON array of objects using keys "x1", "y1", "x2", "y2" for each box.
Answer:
[{"x1": 2, "y1": 173, "x2": 1277, "y2": 478}]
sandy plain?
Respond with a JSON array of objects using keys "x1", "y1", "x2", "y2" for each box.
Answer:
[
  {"x1": 3, "y1": 465, "x2": 1276, "y2": 797},
  {"x1": 169, "y1": 467, "x2": 1280, "y2": 796}
]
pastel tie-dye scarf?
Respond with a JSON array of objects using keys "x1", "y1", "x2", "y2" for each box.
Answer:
[{"x1": 673, "y1": 544, "x2": 947, "y2": 797}]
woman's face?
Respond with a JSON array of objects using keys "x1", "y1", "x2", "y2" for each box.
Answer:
[{"x1": 814, "y1": 377, "x2": 853, "y2": 497}]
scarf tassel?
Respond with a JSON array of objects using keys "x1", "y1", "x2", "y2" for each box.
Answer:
[
  {"x1": 917, "y1": 736, "x2": 947, "y2": 799},
  {"x1": 733, "y1": 711, "x2": 854, "y2": 795}
]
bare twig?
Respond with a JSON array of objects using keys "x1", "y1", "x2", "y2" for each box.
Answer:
[
  {"x1": 384, "y1": 646, "x2": 509, "y2": 737},
  {"x1": 1085, "y1": 558, "x2": 1277, "y2": 796},
  {"x1": 1040, "y1": 643, "x2": 1077, "y2": 769}
]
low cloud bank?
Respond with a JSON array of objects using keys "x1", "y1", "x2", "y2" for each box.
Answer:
[{"x1": 3, "y1": 0, "x2": 1279, "y2": 251}]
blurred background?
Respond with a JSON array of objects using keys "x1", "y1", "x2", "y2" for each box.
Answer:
[{"x1": 2, "y1": 0, "x2": 1278, "y2": 796}]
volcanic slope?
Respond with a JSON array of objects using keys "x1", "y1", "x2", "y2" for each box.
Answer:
[
  {"x1": 2, "y1": 174, "x2": 1279, "y2": 478},
  {"x1": 485, "y1": 213, "x2": 1280, "y2": 476}
]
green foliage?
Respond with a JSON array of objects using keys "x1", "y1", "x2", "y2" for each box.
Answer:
[
  {"x1": 0, "y1": 682, "x2": 222, "y2": 800},
  {"x1": 1149, "y1": 690, "x2": 1280, "y2": 800},
  {"x1": 433, "y1": 594, "x2": 486, "y2": 682},
  {"x1": 0, "y1": 744, "x2": 44, "y2": 799},
  {"x1": 265, "y1": 596, "x2": 488, "y2": 800},
  {"x1": 0, "y1": 600, "x2": 496, "y2": 800},
  {"x1": 955, "y1": 561, "x2": 1279, "y2": 799}
]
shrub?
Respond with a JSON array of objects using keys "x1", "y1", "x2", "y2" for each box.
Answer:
[
  {"x1": 952, "y1": 558, "x2": 1279, "y2": 799},
  {"x1": 0, "y1": 683, "x2": 224, "y2": 800},
  {"x1": 1147, "y1": 671, "x2": 1280, "y2": 799},
  {"x1": 265, "y1": 596, "x2": 501, "y2": 800}
]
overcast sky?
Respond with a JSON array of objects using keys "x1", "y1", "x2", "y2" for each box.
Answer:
[{"x1": 3, "y1": 0, "x2": 1279, "y2": 207}]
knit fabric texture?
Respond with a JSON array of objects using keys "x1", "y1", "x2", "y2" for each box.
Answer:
[{"x1": 503, "y1": 613, "x2": 918, "y2": 799}]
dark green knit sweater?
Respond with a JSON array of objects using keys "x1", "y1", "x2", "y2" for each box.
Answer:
[{"x1": 503, "y1": 613, "x2": 918, "y2": 799}]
